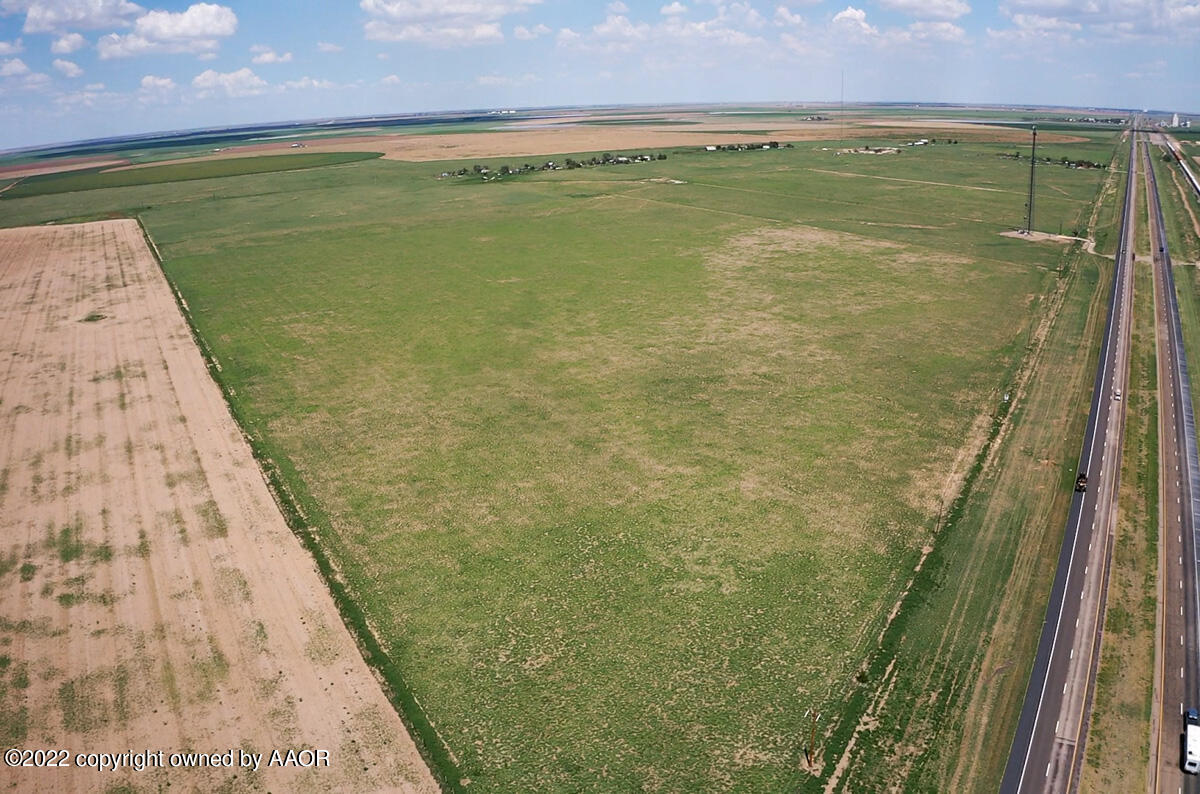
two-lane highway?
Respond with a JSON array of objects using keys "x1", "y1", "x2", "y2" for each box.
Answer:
[
  {"x1": 1146, "y1": 132, "x2": 1200, "y2": 794},
  {"x1": 1001, "y1": 130, "x2": 1139, "y2": 794}
]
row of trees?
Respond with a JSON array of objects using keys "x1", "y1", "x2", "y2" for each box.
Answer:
[
  {"x1": 709, "y1": 141, "x2": 793, "y2": 151},
  {"x1": 1004, "y1": 152, "x2": 1106, "y2": 169},
  {"x1": 442, "y1": 152, "x2": 670, "y2": 180}
]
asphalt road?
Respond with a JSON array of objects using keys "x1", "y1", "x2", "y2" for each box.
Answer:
[
  {"x1": 1000, "y1": 130, "x2": 1139, "y2": 794},
  {"x1": 1146, "y1": 133, "x2": 1200, "y2": 794}
]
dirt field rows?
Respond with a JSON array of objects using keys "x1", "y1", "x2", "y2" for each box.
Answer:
[{"x1": 0, "y1": 221, "x2": 437, "y2": 793}]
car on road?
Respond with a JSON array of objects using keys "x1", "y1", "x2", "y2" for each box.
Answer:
[
  {"x1": 1186, "y1": 709, "x2": 1200, "y2": 774},
  {"x1": 1113, "y1": 389, "x2": 1121, "y2": 401},
  {"x1": 1075, "y1": 473, "x2": 1088, "y2": 493}
]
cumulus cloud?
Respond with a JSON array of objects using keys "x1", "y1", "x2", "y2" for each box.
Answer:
[
  {"x1": 0, "y1": 56, "x2": 29, "y2": 75},
  {"x1": 191, "y1": 66, "x2": 265, "y2": 98},
  {"x1": 606, "y1": 1, "x2": 628, "y2": 11},
  {"x1": 560, "y1": 3, "x2": 767, "y2": 54},
  {"x1": 476, "y1": 71, "x2": 538, "y2": 85},
  {"x1": 97, "y1": 2, "x2": 236, "y2": 58},
  {"x1": 317, "y1": 40, "x2": 343, "y2": 52},
  {"x1": 5, "y1": 0, "x2": 143, "y2": 33},
  {"x1": 137, "y1": 72, "x2": 174, "y2": 101},
  {"x1": 774, "y1": 5, "x2": 804, "y2": 26},
  {"x1": 380, "y1": 73, "x2": 403, "y2": 84},
  {"x1": 0, "y1": 37, "x2": 22, "y2": 54},
  {"x1": 282, "y1": 76, "x2": 333, "y2": 90},
  {"x1": 139, "y1": 73, "x2": 173, "y2": 90},
  {"x1": 52, "y1": 57, "x2": 81, "y2": 76},
  {"x1": 661, "y1": 1, "x2": 686, "y2": 14},
  {"x1": 250, "y1": 45, "x2": 292, "y2": 63},
  {"x1": 360, "y1": 0, "x2": 541, "y2": 46},
  {"x1": 513, "y1": 22, "x2": 550, "y2": 39},
  {"x1": 55, "y1": 82, "x2": 118, "y2": 109},
  {"x1": 50, "y1": 31, "x2": 83, "y2": 52},
  {"x1": 878, "y1": 0, "x2": 970, "y2": 20},
  {"x1": 902, "y1": 19, "x2": 967, "y2": 41},
  {"x1": 831, "y1": 5, "x2": 878, "y2": 36},
  {"x1": 992, "y1": 0, "x2": 1200, "y2": 42}
]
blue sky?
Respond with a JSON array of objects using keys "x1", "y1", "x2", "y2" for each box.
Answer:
[{"x1": 0, "y1": 0, "x2": 1197, "y2": 150}]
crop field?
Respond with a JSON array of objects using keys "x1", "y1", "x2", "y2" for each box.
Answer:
[
  {"x1": 2, "y1": 152, "x2": 381, "y2": 199},
  {"x1": 0, "y1": 126, "x2": 1118, "y2": 790},
  {"x1": 0, "y1": 221, "x2": 436, "y2": 793}
]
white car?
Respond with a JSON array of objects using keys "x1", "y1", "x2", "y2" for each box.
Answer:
[{"x1": 1113, "y1": 389, "x2": 1121, "y2": 401}]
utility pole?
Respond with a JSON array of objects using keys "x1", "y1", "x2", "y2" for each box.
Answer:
[
  {"x1": 1024, "y1": 125, "x2": 1037, "y2": 234},
  {"x1": 806, "y1": 709, "x2": 821, "y2": 766},
  {"x1": 839, "y1": 70, "x2": 845, "y2": 149}
]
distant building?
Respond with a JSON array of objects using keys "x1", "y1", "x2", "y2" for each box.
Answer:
[{"x1": 1173, "y1": 113, "x2": 1181, "y2": 127}]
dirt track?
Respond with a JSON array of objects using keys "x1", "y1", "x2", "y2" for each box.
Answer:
[
  {"x1": 0, "y1": 221, "x2": 437, "y2": 793},
  {"x1": 0, "y1": 157, "x2": 129, "y2": 179}
]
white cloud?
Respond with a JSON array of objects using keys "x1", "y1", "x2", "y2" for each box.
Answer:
[
  {"x1": 6, "y1": 0, "x2": 143, "y2": 33},
  {"x1": 993, "y1": 0, "x2": 1200, "y2": 41},
  {"x1": 136, "y1": 2, "x2": 235, "y2": 38},
  {"x1": 0, "y1": 37, "x2": 22, "y2": 54},
  {"x1": 661, "y1": 1, "x2": 687, "y2": 14},
  {"x1": 50, "y1": 32, "x2": 83, "y2": 52},
  {"x1": 317, "y1": 41, "x2": 343, "y2": 52},
  {"x1": 97, "y1": 2, "x2": 236, "y2": 58},
  {"x1": 878, "y1": 0, "x2": 970, "y2": 20},
  {"x1": 594, "y1": 13, "x2": 650, "y2": 43},
  {"x1": 606, "y1": 1, "x2": 628, "y2": 11},
  {"x1": 1009, "y1": 12, "x2": 1080, "y2": 31},
  {"x1": 513, "y1": 22, "x2": 550, "y2": 39},
  {"x1": 191, "y1": 66, "x2": 265, "y2": 98},
  {"x1": 137, "y1": 72, "x2": 174, "y2": 101},
  {"x1": 0, "y1": 56, "x2": 29, "y2": 75},
  {"x1": 476, "y1": 71, "x2": 538, "y2": 86},
  {"x1": 831, "y1": 5, "x2": 877, "y2": 36},
  {"x1": 51, "y1": 57, "x2": 81, "y2": 76},
  {"x1": 380, "y1": 73, "x2": 403, "y2": 84},
  {"x1": 139, "y1": 73, "x2": 173, "y2": 90},
  {"x1": 360, "y1": 0, "x2": 541, "y2": 46},
  {"x1": 251, "y1": 46, "x2": 292, "y2": 63},
  {"x1": 774, "y1": 5, "x2": 804, "y2": 26},
  {"x1": 54, "y1": 82, "x2": 118, "y2": 108},
  {"x1": 904, "y1": 20, "x2": 966, "y2": 40},
  {"x1": 282, "y1": 75, "x2": 333, "y2": 90},
  {"x1": 561, "y1": 3, "x2": 768, "y2": 54}
]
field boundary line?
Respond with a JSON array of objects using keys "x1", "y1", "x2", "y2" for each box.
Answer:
[
  {"x1": 818, "y1": 233, "x2": 1084, "y2": 790},
  {"x1": 133, "y1": 215, "x2": 460, "y2": 794}
]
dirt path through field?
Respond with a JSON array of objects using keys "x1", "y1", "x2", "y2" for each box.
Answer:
[{"x1": 0, "y1": 221, "x2": 438, "y2": 793}]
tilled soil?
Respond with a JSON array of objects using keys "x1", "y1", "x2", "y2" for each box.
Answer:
[{"x1": 0, "y1": 221, "x2": 438, "y2": 794}]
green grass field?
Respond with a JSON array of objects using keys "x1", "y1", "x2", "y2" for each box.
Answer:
[
  {"x1": 1, "y1": 152, "x2": 381, "y2": 199},
  {"x1": 0, "y1": 127, "x2": 1118, "y2": 791}
]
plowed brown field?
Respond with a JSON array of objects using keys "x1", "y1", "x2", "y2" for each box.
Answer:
[{"x1": 0, "y1": 221, "x2": 437, "y2": 793}]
